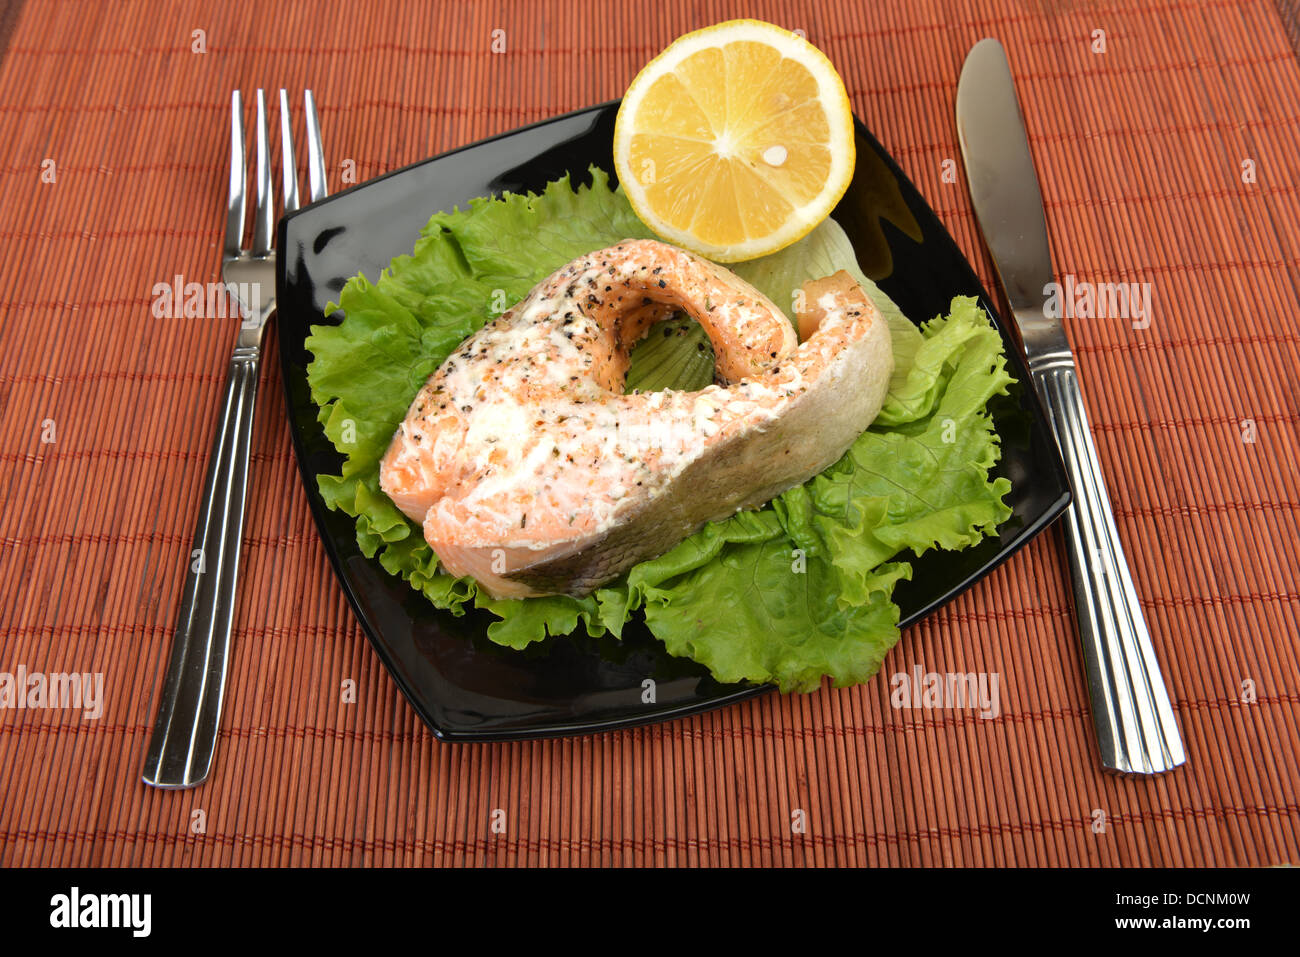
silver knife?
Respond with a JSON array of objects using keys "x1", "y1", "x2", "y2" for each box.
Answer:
[{"x1": 956, "y1": 38, "x2": 1185, "y2": 774}]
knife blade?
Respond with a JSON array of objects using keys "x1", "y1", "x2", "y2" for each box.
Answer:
[{"x1": 956, "y1": 38, "x2": 1185, "y2": 774}]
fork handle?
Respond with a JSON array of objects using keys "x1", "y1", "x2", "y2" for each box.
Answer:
[
  {"x1": 1032, "y1": 358, "x2": 1185, "y2": 774},
  {"x1": 142, "y1": 345, "x2": 260, "y2": 788}
]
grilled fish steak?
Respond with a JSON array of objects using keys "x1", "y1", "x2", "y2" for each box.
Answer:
[{"x1": 379, "y1": 239, "x2": 892, "y2": 599}]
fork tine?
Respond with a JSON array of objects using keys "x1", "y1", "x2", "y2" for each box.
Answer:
[
  {"x1": 251, "y1": 89, "x2": 274, "y2": 256},
  {"x1": 304, "y1": 90, "x2": 328, "y2": 202},
  {"x1": 224, "y1": 91, "x2": 246, "y2": 259},
  {"x1": 279, "y1": 90, "x2": 300, "y2": 214}
]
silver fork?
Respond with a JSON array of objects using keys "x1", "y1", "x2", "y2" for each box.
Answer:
[{"x1": 142, "y1": 89, "x2": 329, "y2": 789}]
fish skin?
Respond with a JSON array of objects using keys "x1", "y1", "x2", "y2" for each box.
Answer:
[{"x1": 379, "y1": 239, "x2": 892, "y2": 599}]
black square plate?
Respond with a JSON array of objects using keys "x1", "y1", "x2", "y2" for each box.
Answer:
[{"x1": 275, "y1": 101, "x2": 1070, "y2": 742}]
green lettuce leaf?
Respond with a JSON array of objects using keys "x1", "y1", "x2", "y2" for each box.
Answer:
[
  {"x1": 594, "y1": 297, "x2": 1013, "y2": 691},
  {"x1": 306, "y1": 169, "x2": 656, "y2": 636},
  {"x1": 306, "y1": 165, "x2": 1015, "y2": 691}
]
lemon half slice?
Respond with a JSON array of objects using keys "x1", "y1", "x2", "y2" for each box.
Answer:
[{"x1": 614, "y1": 19, "x2": 856, "y2": 263}]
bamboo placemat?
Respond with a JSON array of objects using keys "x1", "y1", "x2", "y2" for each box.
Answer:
[{"x1": 1, "y1": 0, "x2": 1297, "y2": 867}]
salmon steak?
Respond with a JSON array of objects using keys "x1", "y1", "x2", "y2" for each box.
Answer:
[{"x1": 379, "y1": 238, "x2": 893, "y2": 599}]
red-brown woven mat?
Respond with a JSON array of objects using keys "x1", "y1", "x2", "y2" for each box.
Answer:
[{"x1": 1, "y1": 0, "x2": 1298, "y2": 867}]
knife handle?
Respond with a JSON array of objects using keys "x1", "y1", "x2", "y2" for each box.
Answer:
[{"x1": 1031, "y1": 358, "x2": 1186, "y2": 774}]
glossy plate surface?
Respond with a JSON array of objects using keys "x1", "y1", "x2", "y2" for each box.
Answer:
[{"x1": 275, "y1": 101, "x2": 1070, "y2": 742}]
